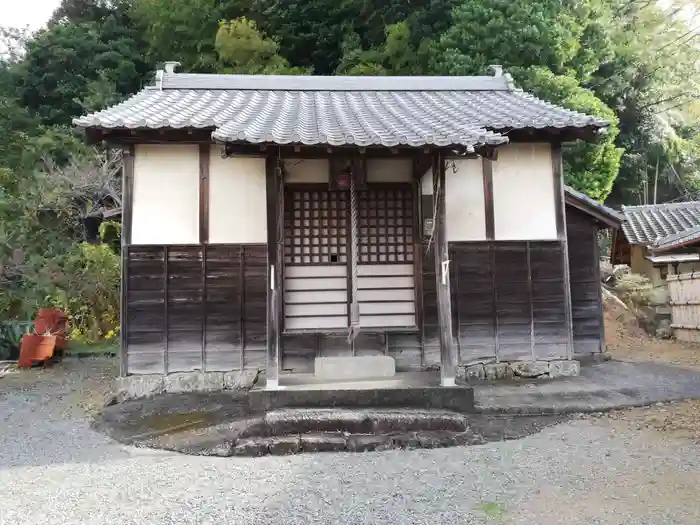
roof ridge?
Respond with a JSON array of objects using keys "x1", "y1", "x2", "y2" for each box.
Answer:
[
  {"x1": 622, "y1": 201, "x2": 700, "y2": 210},
  {"x1": 159, "y1": 73, "x2": 513, "y2": 92}
]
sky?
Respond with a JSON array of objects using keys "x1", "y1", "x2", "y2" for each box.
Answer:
[{"x1": 1, "y1": 0, "x2": 62, "y2": 30}]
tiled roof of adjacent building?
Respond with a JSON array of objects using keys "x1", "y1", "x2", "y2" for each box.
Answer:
[
  {"x1": 564, "y1": 185, "x2": 624, "y2": 228},
  {"x1": 73, "y1": 68, "x2": 609, "y2": 148},
  {"x1": 620, "y1": 201, "x2": 700, "y2": 247}
]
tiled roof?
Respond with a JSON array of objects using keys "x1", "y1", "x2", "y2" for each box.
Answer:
[
  {"x1": 564, "y1": 185, "x2": 624, "y2": 228},
  {"x1": 653, "y1": 224, "x2": 700, "y2": 252},
  {"x1": 73, "y1": 72, "x2": 608, "y2": 148},
  {"x1": 620, "y1": 201, "x2": 700, "y2": 245}
]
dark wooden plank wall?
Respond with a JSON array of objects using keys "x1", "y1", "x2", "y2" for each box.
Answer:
[
  {"x1": 125, "y1": 244, "x2": 267, "y2": 375},
  {"x1": 450, "y1": 241, "x2": 569, "y2": 364},
  {"x1": 567, "y1": 208, "x2": 604, "y2": 355}
]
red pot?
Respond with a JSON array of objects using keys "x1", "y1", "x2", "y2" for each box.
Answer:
[
  {"x1": 35, "y1": 336, "x2": 56, "y2": 362},
  {"x1": 18, "y1": 334, "x2": 43, "y2": 368},
  {"x1": 34, "y1": 308, "x2": 68, "y2": 336}
]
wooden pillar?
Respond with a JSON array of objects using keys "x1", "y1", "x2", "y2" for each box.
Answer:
[
  {"x1": 265, "y1": 154, "x2": 282, "y2": 388},
  {"x1": 412, "y1": 155, "x2": 430, "y2": 366},
  {"x1": 594, "y1": 226, "x2": 606, "y2": 353},
  {"x1": 482, "y1": 157, "x2": 499, "y2": 361},
  {"x1": 199, "y1": 144, "x2": 210, "y2": 370},
  {"x1": 119, "y1": 146, "x2": 134, "y2": 377},
  {"x1": 432, "y1": 151, "x2": 456, "y2": 386},
  {"x1": 552, "y1": 144, "x2": 575, "y2": 359}
]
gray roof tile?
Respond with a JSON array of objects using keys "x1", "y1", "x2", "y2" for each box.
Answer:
[
  {"x1": 620, "y1": 201, "x2": 700, "y2": 245},
  {"x1": 564, "y1": 185, "x2": 624, "y2": 227},
  {"x1": 74, "y1": 73, "x2": 609, "y2": 147}
]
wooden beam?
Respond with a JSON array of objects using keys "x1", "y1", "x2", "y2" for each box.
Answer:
[
  {"x1": 163, "y1": 245, "x2": 169, "y2": 375},
  {"x1": 199, "y1": 145, "x2": 210, "y2": 371},
  {"x1": 432, "y1": 151, "x2": 457, "y2": 386},
  {"x1": 199, "y1": 144, "x2": 210, "y2": 244},
  {"x1": 412, "y1": 156, "x2": 429, "y2": 366},
  {"x1": 265, "y1": 154, "x2": 281, "y2": 387},
  {"x1": 526, "y1": 241, "x2": 535, "y2": 360},
  {"x1": 552, "y1": 143, "x2": 575, "y2": 359},
  {"x1": 490, "y1": 241, "x2": 500, "y2": 362},
  {"x1": 482, "y1": 157, "x2": 495, "y2": 240},
  {"x1": 119, "y1": 146, "x2": 134, "y2": 377},
  {"x1": 594, "y1": 228, "x2": 606, "y2": 353},
  {"x1": 201, "y1": 244, "x2": 207, "y2": 371},
  {"x1": 239, "y1": 246, "x2": 245, "y2": 371}
]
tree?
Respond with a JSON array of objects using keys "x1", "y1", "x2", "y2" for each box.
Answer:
[
  {"x1": 130, "y1": 0, "x2": 226, "y2": 72},
  {"x1": 429, "y1": 0, "x2": 591, "y2": 77},
  {"x1": 588, "y1": 0, "x2": 700, "y2": 205},
  {"x1": 336, "y1": 22, "x2": 424, "y2": 75},
  {"x1": 215, "y1": 18, "x2": 309, "y2": 74},
  {"x1": 14, "y1": 3, "x2": 148, "y2": 125}
]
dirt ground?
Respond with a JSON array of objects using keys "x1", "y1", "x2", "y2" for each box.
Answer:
[{"x1": 602, "y1": 293, "x2": 700, "y2": 442}]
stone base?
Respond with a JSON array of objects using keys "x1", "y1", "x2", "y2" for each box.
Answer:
[
  {"x1": 114, "y1": 369, "x2": 261, "y2": 402},
  {"x1": 460, "y1": 360, "x2": 580, "y2": 382},
  {"x1": 314, "y1": 355, "x2": 395, "y2": 381}
]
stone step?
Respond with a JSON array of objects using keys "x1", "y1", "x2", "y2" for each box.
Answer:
[{"x1": 248, "y1": 386, "x2": 474, "y2": 413}]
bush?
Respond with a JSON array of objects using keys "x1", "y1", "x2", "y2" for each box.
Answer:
[
  {"x1": 0, "y1": 320, "x2": 32, "y2": 360},
  {"x1": 614, "y1": 272, "x2": 654, "y2": 308},
  {"x1": 47, "y1": 243, "x2": 120, "y2": 343}
]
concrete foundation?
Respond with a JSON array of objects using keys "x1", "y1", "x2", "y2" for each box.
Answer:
[
  {"x1": 314, "y1": 356, "x2": 395, "y2": 381},
  {"x1": 114, "y1": 369, "x2": 261, "y2": 402},
  {"x1": 460, "y1": 360, "x2": 580, "y2": 382}
]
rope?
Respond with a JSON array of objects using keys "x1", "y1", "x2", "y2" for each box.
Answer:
[{"x1": 347, "y1": 173, "x2": 360, "y2": 343}]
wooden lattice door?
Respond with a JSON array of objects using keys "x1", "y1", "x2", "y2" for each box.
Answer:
[
  {"x1": 283, "y1": 184, "x2": 417, "y2": 332},
  {"x1": 283, "y1": 187, "x2": 349, "y2": 331}
]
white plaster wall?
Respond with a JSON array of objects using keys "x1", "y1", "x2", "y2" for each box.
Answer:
[
  {"x1": 284, "y1": 158, "x2": 329, "y2": 183},
  {"x1": 209, "y1": 147, "x2": 267, "y2": 243},
  {"x1": 445, "y1": 158, "x2": 486, "y2": 241},
  {"x1": 492, "y1": 143, "x2": 557, "y2": 240},
  {"x1": 366, "y1": 158, "x2": 412, "y2": 182},
  {"x1": 132, "y1": 144, "x2": 199, "y2": 245}
]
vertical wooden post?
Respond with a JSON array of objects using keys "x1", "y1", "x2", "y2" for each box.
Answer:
[
  {"x1": 552, "y1": 144, "x2": 574, "y2": 359},
  {"x1": 239, "y1": 246, "x2": 245, "y2": 371},
  {"x1": 482, "y1": 157, "x2": 499, "y2": 361},
  {"x1": 163, "y1": 245, "x2": 169, "y2": 375},
  {"x1": 432, "y1": 151, "x2": 456, "y2": 386},
  {"x1": 199, "y1": 144, "x2": 210, "y2": 371},
  {"x1": 265, "y1": 154, "x2": 281, "y2": 388},
  {"x1": 120, "y1": 146, "x2": 134, "y2": 377},
  {"x1": 526, "y1": 241, "x2": 535, "y2": 360},
  {"x1": 412, "y1": 155, "x2": 429, "y2": 367},
  {"x1": 594, "y1": 228, "x2": 606, "y2": 353}
]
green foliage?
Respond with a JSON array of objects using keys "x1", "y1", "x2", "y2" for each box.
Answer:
[
  {"x1": 215, "y1": 18, "x2": 310, "y2": 75},
  {"x1": 99, "y1": 220, "x2": 121, "y2": 253},
  {"x1": 588, "y1": 1, "x2": 700, "y2": 205},
  {"x1": 336, "y1": 22, "x2": 424, "y2": 76},
  {"x1": 243, "y1": 0, "x2": 457, "y2": 75},
  {"x1": 429, "y1": 0, "x2": 588, "y2": 76},
  {"x1": 0, "y1": 320, "x2": 31, "y2": 360},
  {"x1": 13, "y1": 4, "x2": 148, "y2": 125},
  {"x1": 131, "y1": 0, "x2": 226, "y2": 72},
  {"x1": 48, "y1": 243, "x2": 120, "y2": 343}
]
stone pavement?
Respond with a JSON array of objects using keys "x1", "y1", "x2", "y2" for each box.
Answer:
[{"x1": 474, "y1": 360, "x2": 700, "y2": 414}]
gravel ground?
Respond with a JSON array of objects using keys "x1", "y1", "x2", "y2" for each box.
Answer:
[{"x1": 2, "y1": 358, "x2": 700, "y2": 524}]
